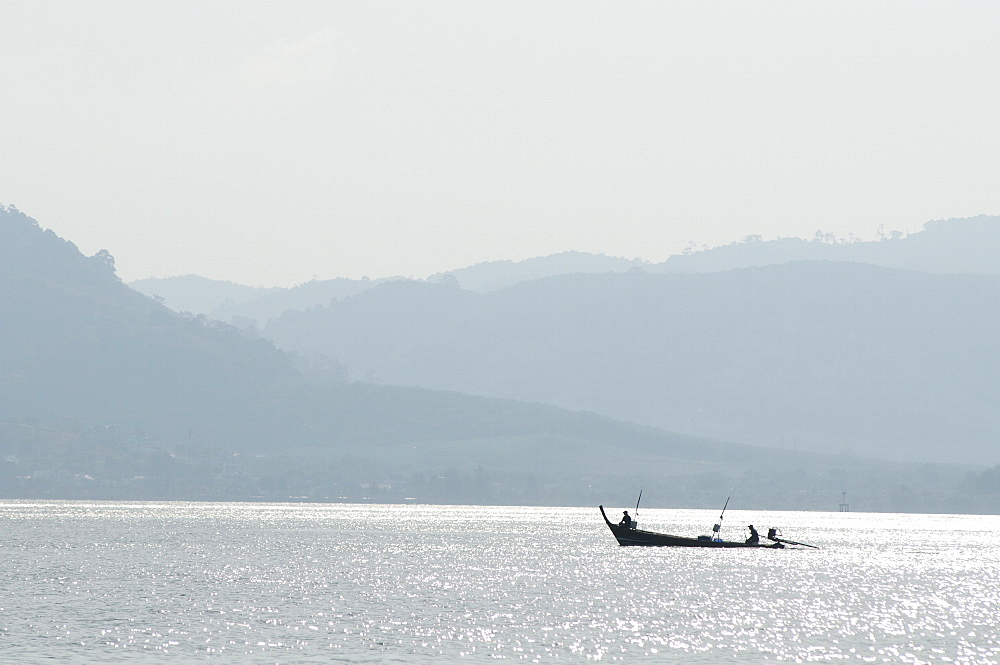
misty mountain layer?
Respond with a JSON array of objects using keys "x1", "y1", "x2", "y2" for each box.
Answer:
[
  {"x1": 129, "y1": 216, "x2": 999, "y2": 328},
  {"x1": 2, "y1": 205, "x2": 803, "y2": 501},
  {"x1": 266, "y1": 261, "x2": 1000, "y2": 465},
  {"x1": 654, "y1": 216, "x2": 1000, "y2": 275},
  {"x1": 4, "y1": 205, "x2": 998, "y2": 508}
]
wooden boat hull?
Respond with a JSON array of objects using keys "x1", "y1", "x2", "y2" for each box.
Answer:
[{"x1": 599, "y1": 505, "x2": 784, "y2": 548}]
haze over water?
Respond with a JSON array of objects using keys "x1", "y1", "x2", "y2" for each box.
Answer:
[{"x1": 3, "y1": 502, "x2": 998, "y2": 663}]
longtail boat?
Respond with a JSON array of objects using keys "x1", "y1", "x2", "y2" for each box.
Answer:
[{"x1": 599, "y1": 504, "x2": 816, "y2": 549}]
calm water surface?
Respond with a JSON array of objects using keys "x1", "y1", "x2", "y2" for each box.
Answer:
[{"x1": 1, "y1": 502, "x2": 998, "y2": 664}]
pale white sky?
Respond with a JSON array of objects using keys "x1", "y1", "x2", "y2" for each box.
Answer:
[{"x1": 3, "y1": 1, "x2": 998, "y2": 286}]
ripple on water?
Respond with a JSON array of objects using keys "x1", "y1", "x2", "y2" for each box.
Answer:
[{"x1": 0, "y1": 501, "x2": 998, "y2": 663}]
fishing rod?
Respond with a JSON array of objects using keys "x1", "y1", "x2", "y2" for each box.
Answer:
[
  {"x1": 634, "y1": 490, "x2": 642, "y2": 526},
  {"x1": 711, "y1": 496, "x2": 730, "y2": 542}
]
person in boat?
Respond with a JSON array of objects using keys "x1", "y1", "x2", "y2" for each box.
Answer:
[
  {"x1": 746, "y1": 524, "x2": 759, "y2": 544},
  {"x1": 620, "y1": 511, "x2": 633, "y2": 529}
]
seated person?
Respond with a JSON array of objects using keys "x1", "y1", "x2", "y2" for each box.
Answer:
[
  {"x1": 746, "y1": 524, "x2": 759, "y2": 544},
  {"x1": 619, "y1": 510, "x2": 633, "y2": 529}
]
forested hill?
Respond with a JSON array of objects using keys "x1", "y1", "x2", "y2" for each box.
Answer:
[
  {"x1": 266, "y1": 262, "x2": 1000, "y2": 465},
  {"x1": 3, "y1": 206, "x2": 997, "y2": 510},
  {"x1": 0, "y1": 205, "x2": 764, "y2": 494},
  {"x1": 127, "y1": 275, "x2": 277, "y2": 318},
  {"x1": 654, "y1": 215, "x2": 1000, "y2": 275},
  {"x1": 129, "y1": 216, "x2": 999, "y2": 327},
  {"x1": 1, "y1": 205, "x2": 296, "y2": 444}
]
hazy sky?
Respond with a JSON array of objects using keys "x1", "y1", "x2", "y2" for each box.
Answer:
[{"x1": 3, "y1": 2, "x2": 998, "y2": 286}]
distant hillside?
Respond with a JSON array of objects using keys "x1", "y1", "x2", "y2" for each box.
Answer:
[
  {"x1": 5, "y1": 205, "x2": 996, "y2": 510},
  {"x1": 129, "y1": 275, "x2": 399, "y2": 327},
  {"x1": 266, "y1": 263, "x2": 1000, "y2": 465},
  {"x1": 131, "y1": 218, "x2": 999, "y2": 330},
  {"x1": 209, "y1": 277, "x2": 392, "y2": 327},
  {"x1": 129, "y1": 275, "x2": 277, "y2": 316},
  {"x1": 654, "y1": 216, "x2": 1000, "y2": 275},
  {"x1": 2, "y1": 204, "x2": 852, "y2": 506},
  {"x1": 129, "y1": 252, "x2": 643, "y2": 327},
  {"x1": 1, "y1": 206, "x2": 299, "y2": 447},
  {"x1": 429, "y1": 251, "x2": 647, "y2": 292},
  {"x1": 6, "y1": 206, "x2": 670, "y2": 457}
]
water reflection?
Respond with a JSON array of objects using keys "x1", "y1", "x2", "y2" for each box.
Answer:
[{"x1": 1, "y1": 501, "x2": 998, "y2": 663}]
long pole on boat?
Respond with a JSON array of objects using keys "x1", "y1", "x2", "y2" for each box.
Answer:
[
  {"x1": 712, "y1": 496, "x2": 730, "y2": 541},
  {"x1": 635, "y1": 490, "x2": 642, "y2": 523}
]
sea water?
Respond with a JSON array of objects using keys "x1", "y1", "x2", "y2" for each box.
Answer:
[{"x1": 1, "y1": 501, "x2": 998, "y2": 664}]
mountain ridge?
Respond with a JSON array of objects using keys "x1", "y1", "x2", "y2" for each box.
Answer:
[
  {"x1": 6, "y1": 204, "x2": 892, "y2": 507},
  {"x1": 129, "y1": 216, "x2": 999, "y2": 327},
  {"x1": 265, "y1": 261, "x2": 1000, "y2": 465},
  {"x1": 5, "y1": 205, "x2": 998, "y2": 510}
]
